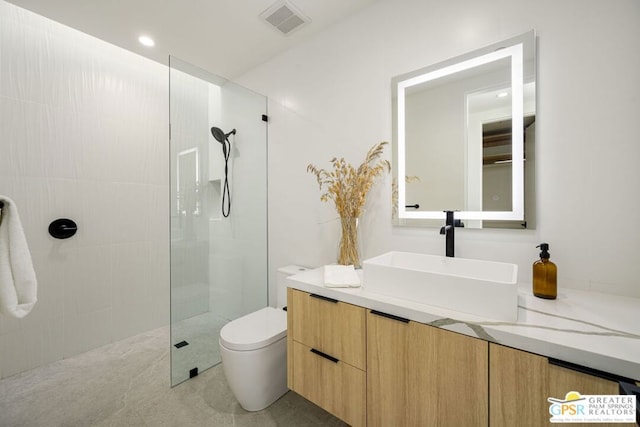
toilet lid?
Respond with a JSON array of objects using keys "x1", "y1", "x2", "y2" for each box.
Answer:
[{"x1": 219, "y1": 307, "x2": 287, "y2": 351}]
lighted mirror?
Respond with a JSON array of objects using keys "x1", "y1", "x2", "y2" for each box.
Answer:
[{"x1": 393, "y1": 30, "x2": 536, "y2": 229}]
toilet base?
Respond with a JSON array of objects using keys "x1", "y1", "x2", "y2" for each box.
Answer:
[{"x1": 219, "y1": 336, "x2": 288, "y2": 411}]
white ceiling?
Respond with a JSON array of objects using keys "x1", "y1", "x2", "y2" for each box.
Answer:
[{"x1": 5, "y1": 0, "x2": 377, "y2": 79}]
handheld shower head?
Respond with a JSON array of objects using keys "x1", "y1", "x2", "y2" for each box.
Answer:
[
  {"x1": 210, "y1": 126, "x2": 236, "y2": 218},
  {"x1": 210, "y1": 127, "x2": 236, "y2": 144}
]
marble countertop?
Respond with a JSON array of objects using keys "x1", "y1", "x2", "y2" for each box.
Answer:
[{"x1": 287, "y1": 268, "x2": 640, "y2": 381}]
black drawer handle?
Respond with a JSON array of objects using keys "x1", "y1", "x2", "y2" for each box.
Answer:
[
  {"x1": 548, "y1": 358, "x2": 635, "y2": 384},
  {"x1": 310, "y1": 348, "x2": 339, "y2": 363},
  {"x1": 370, "y1": 310, "x2": 410, "y2": 323},
  {"x1": 310, "y1": 293, "x2": 338, "y2": 304}
]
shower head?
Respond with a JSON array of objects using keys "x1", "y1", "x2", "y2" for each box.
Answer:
[
  {"x1": 210, "y1": 127, "x2": 236, "y2": 144},
  {"x1": 210, "y1": 126, "x2": 236, "y2": 218}
]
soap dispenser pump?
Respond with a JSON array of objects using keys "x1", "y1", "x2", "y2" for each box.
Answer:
[{"x1": 533, "y1": 243, "x2": 557, "y2": 299}]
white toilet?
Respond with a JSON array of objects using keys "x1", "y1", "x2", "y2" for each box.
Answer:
[{"x1": 219, "y1": 265, "x2": 307, "y2": 411}]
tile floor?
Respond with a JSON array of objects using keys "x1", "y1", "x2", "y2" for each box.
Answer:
[
  {"x1": 0, "y1": 326, "x2": 347, "y2": 427},
  {"x1": 170, "y1": 311, "x2": 227, "y2": 386}
]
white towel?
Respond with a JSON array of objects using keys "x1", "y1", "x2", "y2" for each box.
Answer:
[
  {"x1": 0, "y1": 196, "x2": 38, "y2": 318},
  {"x1": 323, "y1": 264, "x2": 361, "y2": 288}
]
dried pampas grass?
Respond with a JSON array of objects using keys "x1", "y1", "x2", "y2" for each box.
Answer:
[
  {"x1": 307, "y1": 141, "x2": 391, "y2": 218},
  {"x1": 307, "y1": 142, "x2": 390, "y2": 267}
]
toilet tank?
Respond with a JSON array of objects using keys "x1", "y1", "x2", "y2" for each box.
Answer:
[{"x1": 276, "y1": 265, "x2": 309, "y2": 308}]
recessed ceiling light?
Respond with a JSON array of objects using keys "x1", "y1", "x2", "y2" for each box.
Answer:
[
  {"x1": 138, "y1": 35, "x2": 155, "y2": 47},
  {"x1": 496, "y1": 91, "x2": 509, "y2": 98}
]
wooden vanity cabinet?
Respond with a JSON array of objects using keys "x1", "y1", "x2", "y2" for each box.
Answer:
[
  {"x1": 291, "y1": 341, "x2": 366, "y2": 426},
  {"x1": 548, "y1": 359, "x2": 621, "y2": 427},
  {"x1": 288, "y1": 288, "x2": 631, "y2": 427},
  {"x1": 489, "y1": 343, "x2": 549, "y2": 426},
  {"x1": 289, "y1": 288, "x2": 366, "y2": 369},
  {"x1": 367, "y1": 310, "x2": 488, "y2": 427},
  {"x1": 490, "y1": 343, "x2": 622, "y2": 427},
  {"x1": 366, "y1": 310, "x2": 411, "y2": 427},
  {"x1": 548, "y1": 360, "x2": 619, "y2": 396},
  {"x1": 287, "y1": 288, "x2": 366, "y2": 427}
]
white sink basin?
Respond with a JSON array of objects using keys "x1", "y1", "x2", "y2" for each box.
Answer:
[{"x1": 362, "y1": 251, "x2": 518, "y2": 321}]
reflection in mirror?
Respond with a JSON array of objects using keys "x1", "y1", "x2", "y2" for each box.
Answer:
[
  {"x1": 177, "y1": 147, "x2": 200, "y2": 217},
  {"x1": 393, "y1": 30, "x2": 536, "y2": 229}
]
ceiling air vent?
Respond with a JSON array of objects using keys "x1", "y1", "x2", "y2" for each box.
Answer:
[{"x1": 260, "y1": 1, "x2": 310, "y2": 36}]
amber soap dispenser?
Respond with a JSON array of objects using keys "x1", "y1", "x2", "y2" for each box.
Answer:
[{"x1": 533, "y1": 243, "x2": 557, "y2": 299}]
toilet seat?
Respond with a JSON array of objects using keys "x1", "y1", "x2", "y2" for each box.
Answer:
[{"x1": 219, "y1": 307, "x2": 287, "y2": 351}]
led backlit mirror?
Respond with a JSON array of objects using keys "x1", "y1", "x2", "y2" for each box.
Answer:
[{"x1": 393, "y1": 30, "x2": 536, "y2": 229}]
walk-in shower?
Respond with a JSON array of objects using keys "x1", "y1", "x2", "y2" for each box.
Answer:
[{"x1": 169, "y1": 57, "x2": 268, "y2": 386}]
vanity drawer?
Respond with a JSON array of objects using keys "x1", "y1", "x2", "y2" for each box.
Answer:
[
  {"x1": 290, "y1": 289, "x2": 366, "y2": 370},
  {"x1": 292, "y1": 341, "x2": 366, "y2": 427}
]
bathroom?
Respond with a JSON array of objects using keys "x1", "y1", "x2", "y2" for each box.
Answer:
[{"x1": 1, "y1": 0, "x2": 639, "y2": 425}]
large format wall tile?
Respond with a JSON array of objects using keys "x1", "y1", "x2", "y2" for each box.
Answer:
[{"x1": 0, "y1": 1, "x2": 169, "y2": 378}]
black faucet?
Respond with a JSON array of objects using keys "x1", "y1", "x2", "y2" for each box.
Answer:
[{"x1": 439, "y1": 211, "x2": 456, "y2": 257}]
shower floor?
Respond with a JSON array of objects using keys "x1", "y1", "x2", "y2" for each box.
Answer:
[{"x1": 0, "y1": 324, "x2": 347, "y2": 426}]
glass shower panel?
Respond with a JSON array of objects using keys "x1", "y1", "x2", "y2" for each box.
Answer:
[{"x1": 169, "y1": 56, "x2": 268, "y2": 386}]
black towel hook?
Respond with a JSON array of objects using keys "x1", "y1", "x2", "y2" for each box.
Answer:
[{"x1": 49, "y1": 218, "x2": 78, "y2": 239}]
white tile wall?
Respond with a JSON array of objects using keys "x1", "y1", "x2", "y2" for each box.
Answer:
[{"x1": 0, "y1": 1, "x2": 169, "y2": 379}]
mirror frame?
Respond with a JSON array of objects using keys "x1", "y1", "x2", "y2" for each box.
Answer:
[{"x1": 393, "y1": 30, "x2": 535, "y2": 224}]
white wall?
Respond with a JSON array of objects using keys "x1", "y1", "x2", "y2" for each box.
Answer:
[
  {"x1": 0, "y1": 2, "x2": 168, "y2": 378},
  {"x1": 237, "y1": 0, "x2": 640, "y2": 300}
]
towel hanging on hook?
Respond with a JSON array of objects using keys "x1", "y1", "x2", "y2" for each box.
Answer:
[{"x1": 0, "y1": 196, "x2": 38, "y2": 318}]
